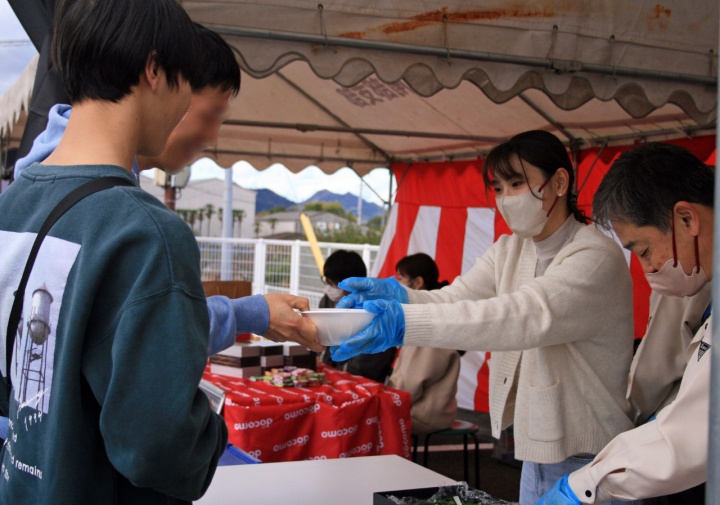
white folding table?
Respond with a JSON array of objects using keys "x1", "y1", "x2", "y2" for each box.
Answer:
[{"x1": 195, "y1": 454, "x2": 456, "y2": 505}]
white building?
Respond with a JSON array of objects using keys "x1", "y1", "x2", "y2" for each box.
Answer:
[
  {"x1": 140, "y1": 176, "x2": 256, "y2": 238},
  {"x1": 255, "y1": 210, "x2": 352, "y2": 238}
]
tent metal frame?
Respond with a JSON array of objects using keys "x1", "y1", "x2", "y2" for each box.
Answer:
[
  {"x1": 211, "y1": 24, "x2": 718, "y2": 87},
  {"x1": 708, "y1": 11, "x2": 720, "y2": 505}
]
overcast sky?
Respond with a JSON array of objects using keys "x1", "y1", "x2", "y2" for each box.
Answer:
[{"x1": 0, "y1": 0, "x2": 393, "y2": 206}]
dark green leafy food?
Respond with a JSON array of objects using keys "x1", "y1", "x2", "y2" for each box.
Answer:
[{"x1": 384, "y1": 483, "x2": 517, "y2": 505}]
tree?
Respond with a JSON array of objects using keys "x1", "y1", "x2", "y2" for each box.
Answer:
[
  {"x1": 268, "y1": 206, "x2": 287, "y2": 214},
  {"x1": 233, "y1": 209, "x2": 245, "y2": 237},
  {"x1": 367, "y1": 216, "x2": 383, "y2": 229},
  {"x1": 268, "y1": 217, "x2": 278, "y2": 236},
  {"x1": 303, "y1": 202, "x2": 323, "y2": 212},
  {"x1": 188, "y1": 210, "x2": 198, "y2": 231},
  {"x1": 204, "y1": 204, "x2": 215, "y2": 236},
  {"x1": 253, "y1": 220, "x2": 262, "y2": 238},
  {"x1": 315, "y1": 224, "x2": 382, "y2": 245},
  {"x1": 196, "y1": 209, "x2": 204, "y2": 235},
  {"x1": 322, "y1": 201, "x2": 345, "y2": 217}
]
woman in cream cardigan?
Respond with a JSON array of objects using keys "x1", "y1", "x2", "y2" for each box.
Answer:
[{"x1": 333, "y1": 130, "x2": 636, "y2": 505}]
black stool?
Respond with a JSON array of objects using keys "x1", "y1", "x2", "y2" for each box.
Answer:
[{"x1": 412, "y1": 419, "x2": 481, "y2": 488}]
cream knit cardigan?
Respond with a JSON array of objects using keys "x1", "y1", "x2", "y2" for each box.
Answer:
[{"x1": 403, "y1": 223, "x2": 635, "y2": 464}]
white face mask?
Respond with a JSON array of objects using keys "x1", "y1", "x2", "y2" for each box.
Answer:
[
  {"x1": 324, "y1": 284, "x2": 346, "y2": 303},
  {"x1": 496, "y1": 181, "x2": 558, "y2": 239},
  {"x1": 645, "y1": 219, "x2": 708, "y2": 298}
]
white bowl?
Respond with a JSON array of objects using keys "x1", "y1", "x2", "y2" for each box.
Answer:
[{"x1": 301, "y1": 309, "x2": 375, "y2": 346}]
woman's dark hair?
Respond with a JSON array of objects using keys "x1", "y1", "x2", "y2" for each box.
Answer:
[
  {"x1": 483, "y1": 130, "x2": 588, "y2": 224},
  {"x1": 396, "y1": 253, "x2": 449, "y2": 291},
  {"x1": 324, "y1": 250, "x2": 367, "y2": 283},
  {"x1": 52, "y1": 0, "x2": 201, "y2": 104},
  {"x1": 594, "y1": 142, "x2": 714, "y2": 232},
  {"x1": 192, "y1": 23, "x2": 241, "y2": 95}
]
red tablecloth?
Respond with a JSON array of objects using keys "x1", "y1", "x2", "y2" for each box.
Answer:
[{"x1": 203, "y1": 364, "x2": 412, "y2": 463}]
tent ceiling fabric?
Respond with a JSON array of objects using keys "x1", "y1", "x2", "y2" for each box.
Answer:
[
  {"x1": 200, "y1": 60, "x2": 711, "y2": 174},
  {"x1": 183, "y1": 0, "x2": 718, "y2": 125},
  {"x1": 2, "y1": 2, "x2": 717, "y2": 176},
  {"x1": 0, "y1": 54, "x2": 37, "y2": 139}
]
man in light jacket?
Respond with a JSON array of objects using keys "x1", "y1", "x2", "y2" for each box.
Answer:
[{"x1": 539, "y1": 142, "x2": 714, "y2": 504}]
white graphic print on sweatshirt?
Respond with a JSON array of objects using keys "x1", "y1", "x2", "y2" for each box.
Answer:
[{"x1": 0, "y1": 230, "x2": 80, "y2": 416}]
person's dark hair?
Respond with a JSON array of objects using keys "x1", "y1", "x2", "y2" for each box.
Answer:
[
  {"x1": 324, "y1": 250, "x2": 367, "y2": 283},
  {"x1": 483, "y1": 130, "x2": 588, "y2": 224},
  {"x1": 593, "y1": 142, "x2": 714, "y2": 233},
  {"x1": 396, "y1": 253, "x2": 449, "y2": 291},
  {"x1": 192, "y1": 23, "x2": 241, "y2": 95},
  {"x1": 52, "y1": 0, "x2": 200, "y2": 104}
]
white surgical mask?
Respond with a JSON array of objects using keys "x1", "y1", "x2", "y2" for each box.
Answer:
[
  {"x1": 496, "y1": 180, "x2": 559, "y2": 239},
  {"x1": 645, "y1": 218, "x2": 708, "y2": 298},
  {"x1": 324, "y1": 284, "x2": 346, "y2": 303}
]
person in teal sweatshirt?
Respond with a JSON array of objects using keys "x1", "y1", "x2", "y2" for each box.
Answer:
[
  {"x1": 0, "y1": 1, "x2": 245, "y2": 503},
  {"x1": 11, "y1": 24, "x2": 321, "y2": 358}
]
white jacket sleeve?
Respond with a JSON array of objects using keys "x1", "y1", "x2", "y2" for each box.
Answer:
[
  {"x1": 403, "y1": 231, "x2": 632, "y2": 352},
  {"x1": 568, "y1": 317, "x2": 712, "y2": 503},
  {"x1": 406, "y1": 241, "x2": 497, "y2": 305}
]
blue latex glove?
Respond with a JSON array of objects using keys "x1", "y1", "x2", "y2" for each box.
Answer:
[
  {"x1": 330, "y1": 299, "x2": 405, "y2": 361},
  {"x1": 336, "y1": 277, "x2": 409, "y2": 309},
  {"x1": 0, "y1": 416, "x2": 8, "y2": 441},
  {"x1": 646, "y1": 415, "x2": 657, "y2": 423},
  {"x1": 537, "y1": 475, "x2": 581, "y2": 505}
]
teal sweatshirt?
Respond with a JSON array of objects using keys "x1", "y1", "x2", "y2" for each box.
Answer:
[{"x1": 0, "y1": 164, "x2": 228, "y2": 504}]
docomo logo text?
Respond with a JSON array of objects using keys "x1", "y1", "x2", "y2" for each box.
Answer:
[
  {"x1": 365, "y1": 416, "x2": 379, "y2": 426},
  {"x1": 273, "y1": 435, "x2": 310, "y2": 452},
  {"x1": 284, "y1": 403, "x2": 321, "y2": 420},
  {"x1": 399, "y1": 418, "x2": 410, "y2": 458},
  {"x1": 382, "y1": 390, "x2": 403, "y2": 407},
  {"x1": 234, "y1": 417, "x2": 273, "y2": 430},
  {"x1": 339, "y1": 442, "x2": 373, "y2": 458},
  {"x1": 247, "y1": 449, "x2": 262, "y2": 459},
  {"x1": 321, "y1": 425, "x2": 358, "y2": 438}
]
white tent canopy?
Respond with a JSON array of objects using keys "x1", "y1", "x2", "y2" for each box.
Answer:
[
  {"x1": 181, "y1": 0, "x2": 717, "y2": 174},
  {"x1": 0, "y1": 53, "x2": 36, "y2": 145},
  {"x1": 2, "y1": 2, "x2": 717, "y2": 176}
]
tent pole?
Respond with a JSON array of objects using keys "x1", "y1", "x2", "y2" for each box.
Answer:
[
  {"x1": 518, "y1": 93, "x2": 576, "y2": 144},
  {"x1": 223, "y1": 119, "x2": 503, "y2": 143},
  {"x1": 383, "y1": 167, "x2": 393, "y2": 229},
  {"x1": 350, "y1": 167, "x2": 389, "y2": 208},
  {"x1": 220, "y1": 166, "x2": 234, "y2": 281},
  {"x1": 210, "y1": 25, "x2": 716, "y2": 87},
  {"x1": 707, "y1": 8, "x2": 720, "y2": 502}
]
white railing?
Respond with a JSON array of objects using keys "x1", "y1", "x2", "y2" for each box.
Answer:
[{"x1": 195, "y1": 237, "x2": 381, "y2": 309}]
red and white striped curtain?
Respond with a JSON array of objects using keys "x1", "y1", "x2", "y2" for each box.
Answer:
[{"x1": 372, "y1": 135, "x2": 716, "y2": 412}]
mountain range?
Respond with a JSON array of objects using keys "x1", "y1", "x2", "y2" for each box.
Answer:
[{"x1": 255, "y1": 188, "x2": 384, "y2": 222}]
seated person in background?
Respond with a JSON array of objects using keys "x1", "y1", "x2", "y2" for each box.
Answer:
[
  {"x1": 321, "y1": 250, "x2": 397, "y2": 383},
  {"x1": 388, "y1": 253, "x2": 463, "y2": 434}
]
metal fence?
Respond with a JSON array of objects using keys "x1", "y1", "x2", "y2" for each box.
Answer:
[{"x1": 196, "y1": 237, "x2": 381, "y2": 309}]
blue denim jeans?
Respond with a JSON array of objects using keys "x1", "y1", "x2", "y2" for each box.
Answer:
[{"x1": 520, "y1": 455, "x2": 638, "y2": 505}]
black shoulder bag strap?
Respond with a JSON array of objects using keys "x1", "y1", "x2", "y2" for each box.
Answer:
[{"x1": 3, "y1": 177, "x2": 134, "y2": 408}]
